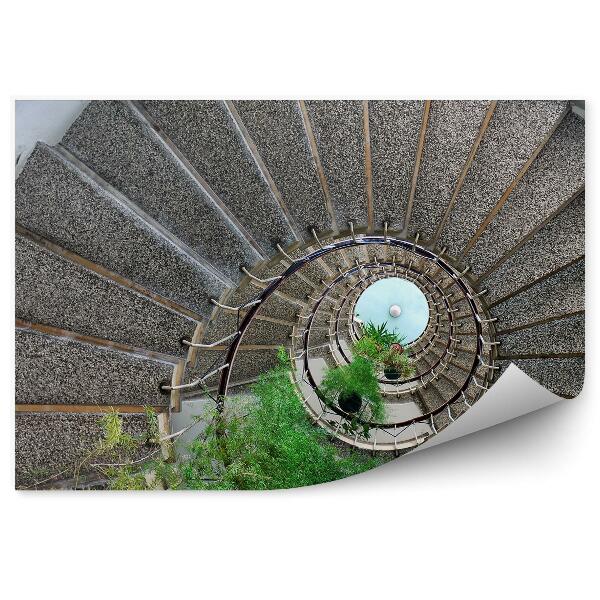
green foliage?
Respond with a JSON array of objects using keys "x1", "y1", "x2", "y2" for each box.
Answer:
[
  {"x1": 97, "y1": 409, "x2": 138, "y2": 456},
  {"x1": 381, "y1": 346, "x2": 415, "y2": 378},
  {"x1": 361, "y1": 321, "x2": 405, "y2": 350},
  {"x1": 353, "y1": 335, "x2": 381, "y2": 362},
  {"x1": 354, "y1": 322, "x2": 415, "y2": 379},
  {"x1": 320, "y1": 356, "x2": 384, "y2": 422},
  {"x1": 102, "y1": 347, "x2": 384, "y2": 490}
]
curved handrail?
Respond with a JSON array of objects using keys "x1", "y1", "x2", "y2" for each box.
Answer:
[{"x1": 214, "y1": 235, "x2": 494, "y2": 433}]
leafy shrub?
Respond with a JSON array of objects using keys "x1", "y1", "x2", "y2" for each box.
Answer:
[
  {"x1": 320, "y1": 356, "x2": 384, "y2": 421},
  {"x1": 101, "y1": 349, "x2": 384, "y2": 490}
]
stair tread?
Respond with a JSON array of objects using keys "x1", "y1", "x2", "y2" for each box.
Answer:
[
  {"x1": 16, "y1": 233, "x2": 196, "y2": 356},
  {"x1": 15, "y1": 328, "x2": 174, "y2": 407},
  {"x1": 467, "y1": 112, "x2": 585, "y2": 276},
  {"x1": 15, "y1": 411, "x2": 152, "y2": 488},
  {"x1": 305, "y1": 101, "x2": 367, "y2": 230},
  {"x1": 234, "y1": 100, "x2": 333, "y2": 236},
  {"x1": 498, "y1": 312, "x2": 584, "y2": 356},
  {"x1": 142, "y1": 100, "x2": 297, "y2": 253},
  {"x1": 500, "y1": 357, "x2": 585, "y2": 399},
  {"x1": 61, "y1": 100, "x2": 261, "y2": 281},
  {"x1": 439, "y1": 100, "x2": 568, "y2": 257},
  {"x1": 16, "y1": 143, "x2": 227, "y2": 317},
  {"x1": 409, "y1": 100, "x2": 491, "y2": 240},
  {"x1": 369, "y1": 100, "x2": 425, "y2": 230}
]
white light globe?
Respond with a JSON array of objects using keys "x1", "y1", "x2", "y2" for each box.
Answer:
[{"x1": 389, "y1": 304, "x2": 401, "y2": 318}]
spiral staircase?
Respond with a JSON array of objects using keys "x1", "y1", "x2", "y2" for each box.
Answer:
[{"x1": 14, "y1": 100, "x2": 585, "y2": 487}]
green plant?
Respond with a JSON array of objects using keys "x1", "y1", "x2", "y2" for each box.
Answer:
[
  {"x1": 320, "y1": 356, "x2": 384, "y2": 421},
  {"x1": 354, "y1": 322, "x2": 415, "y2": 380},
  {"x1": 353, "y1": 334, "x2": 381, "y2": 362},
  {"x1": 361, "y1": 321, "x2": 404, "y2": 350},
  {"x1": 381, "y1": 346, "x2": 415, "y2": 378},
  {"x1": 96, "y1": 348, "x2": 386, "y2": 490}
]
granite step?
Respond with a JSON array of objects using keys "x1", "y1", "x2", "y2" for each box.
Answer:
[
  {"x1": 60, "y1": 100, "x2": 261, "y2": 281},
  {"x1": 15, "y1": 327, "x2": 175, "y2": 407},
  {"x1": 15, "y1": 411, "x2": 153, "y2": 488},
  {"x1": 438, "y1": 100, "x2": 568, "y2": 257},
  {"x1": 304, "y1": 101, "x2": 367, "y2": 230},
  {"x1": 233, "y1": 101, "x2": 334, "y2": 237},
  {"x1": 368, "y1": 101, "x2": 425, "y2": 231},
  {"x1": 482, "y1": 193, "x2": 585, "y2": 304},
  {"x1": 496, "y1": 357, "x2": 584, "y2": 399},
  {"x1": 497, "y1": 313, "x2": 584, "y2": 356},
  {"x1": 241, "y1": 318, "x2": 294, "y2": 347},
  {"x1": 408, "y1": 100, "x2": 491, "y2": 241},
  {"x1": 190, "y1": 347, "x2": 281, "y2": 388},
  {"x1": 140, "y1": 100, "x2": 298, "y2": 253},
  {"x1": 465, "y1": 112, "x2": 585, "y2": 277},
  {"x1": 492, "y1": 258, "x2": 584, "y2": 332},
  {"x1": 16, "y1": 233, "x2": 197, "y2": 357},
  {"x1": 16, "y1": 143, "x2": 227, "y2": 318}
]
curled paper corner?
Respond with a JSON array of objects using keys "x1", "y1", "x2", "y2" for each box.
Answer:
[{"x1": 414, "y1": 364, "x2": 569, "y2": 452}]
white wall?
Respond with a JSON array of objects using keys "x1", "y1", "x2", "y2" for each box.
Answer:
[{"x1": 15, "y1": 100, "x2": 88, "y2": 174}]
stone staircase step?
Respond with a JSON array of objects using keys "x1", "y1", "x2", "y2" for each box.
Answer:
[
  {"x1": 503, "y1": 357, "x2": 585, "y2": 399},
  {"x1": 15, "y1": 411, "x2": 153, "y2": 488},
  {"x1": 498, "y1": 312, "x2": 584, "y2": 356},
  {"x1": 466, "y1": 112, "x2": 585, "y2": 277},
  {"x1": 409, "y1": 100, "x2": 491, "y2": 241},
  {"x1": 369, "y1": 100, "x2": 425, "y2": 231},
  {"x1": 439, "y1": 100, "x2": 568, "y2": 256},
  {"x1": 482, "y1": 193, "x2": 584, "y2": 304},
  {"x1": 242, "y1": 318, "x2": 293, "y2": 346},
  {"x1": 304, "y1": 101, "x2": 367, "y2": 230},
  {"x1": 15, "y1": 327, "x2": 174, "y2": 407},
  {"x1": 492, "y1": 258, "x2": 584, "y2": 332},
  {"x1": 141, "y1": 100, "x2": 298, "y2": 253},
  {"x1": 16, "y1": 233, "x2": 196, "y2": 357},
  {"x1": 234, "y1": 100, "x2": 334, "y2": 237},
  {"x1": 60, "y1": 100, "x2": 260, "y2": 281},
  {"x1": 192, "y1": 347, "x2": 281, "y2": 387},
  {"x1": 16, "y1": 143, "x2": 227, "y2": 317}
]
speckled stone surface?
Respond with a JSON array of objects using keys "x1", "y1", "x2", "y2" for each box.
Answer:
[
  {"x1": 61, "y1": 101, "x2": 260, "y2": 280},
  {"x1": 242, "y1": 319, "x2": 292, "y2": 346},
  {"x1": 15, "y1": 235, "x2": 196, "y2": 356},
  {"x1": 304, "y1": 101, "x2": 367, "y2": 229},
  {"x1": 16, "y1": 144, "x2": 227, "y2": 317},
  {"x1": 492, "y1": 259, "x2": 584, "y2": 331},
  {"x1": 439, "y1": 100, "x2": 567, "y2": 256},
  {"x1": 277, "y1": 273, "x2": 315, "y2": 302},
  {"x1": 192, "y1": 348, "x2": 280, "y2": 383},
  {"x1": 257, "y1": 292, "x2": 300, "y2": 322},
  {"x1": 142, "y1": 101, "x2": 296, "y2": 253},
  {"x1": 15, "y1": 412, "x2": 150, "y2": 487},
  {"x1": 500, "y1": 357, "x2": 584, "y2": 398},
  {"x1": 498, "y1": 313, "x2": 584, "y2": 355},
  {"x1": 467, "y1": 112, "x2": 585, "y2": 277},
  {"x1": 419, "y1": 383, "x2": 445, "y2": 412},
  {"x1": 482, "y1": 194, "x2": 584, "y2": 303},
  {"x1": 409, "y1": 101, "x2": 490, "y2": 240},
  {"x1": 369, "y1": 101, "x2": 424, "y2": 230},
  {"x1": 16, "y1": 329, "x2": 173, "y2": 406},
  {"x1": 234, "y1": 101, "x2": 332, "y2": 237}
]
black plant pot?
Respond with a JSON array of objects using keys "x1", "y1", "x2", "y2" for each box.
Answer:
[
  {"x1": 384, "y1": 366, "x2": 401, "y2": 380},
  {"x1": 338, "y1": 391, "x2": 363, "y2": 414}
]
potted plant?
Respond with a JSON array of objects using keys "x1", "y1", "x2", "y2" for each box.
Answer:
[
  {"x1": 381, "y1": 343, "x2": 415, "y2": 380},
  {"x1": 320, "y1": 356, "x2": 384, "y2": 421},
  {"x1": 353, "y1": 321, "x2": 415, "y2": 381}
]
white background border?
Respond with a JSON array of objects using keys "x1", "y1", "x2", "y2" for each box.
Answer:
[{"x1": 1, "y1": 2, "x2": 597, "y2": 598}]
